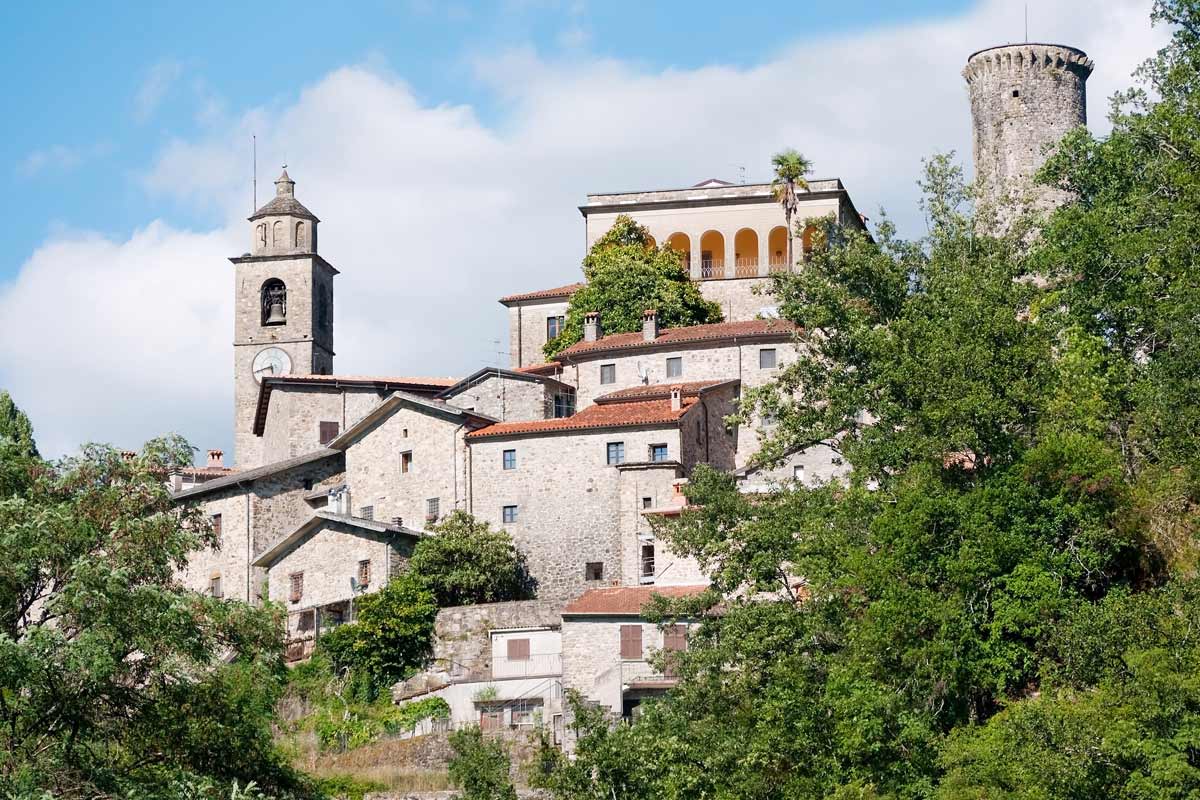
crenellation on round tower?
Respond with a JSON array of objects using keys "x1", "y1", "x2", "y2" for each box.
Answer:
[{"x1": 964, "y1": 42, "x2": 1093, "y2": 228}]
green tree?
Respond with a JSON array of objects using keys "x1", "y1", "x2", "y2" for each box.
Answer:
[
  {"x1": 408, "y1": 511, "x2": 534, "y2": 606},
  {"x1": 0, "y1": 390, "x2": 38, "y2": 458},
  {"x1": 770, "y1": 148, "x2": 813, "y2": 268},
  {"x1": 544, "y1": 215, "x2": 721, "y2": 359},
  {"x1": 0, "y1": 431, "x2": 306, "y2": 799},
  {"x1": 447, "y1": 726, "x2": 518, "y2": 800}
]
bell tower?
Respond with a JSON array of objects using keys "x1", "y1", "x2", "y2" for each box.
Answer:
[{"x1": 231, "y1": 168, "x2": 337, "y2": 468}]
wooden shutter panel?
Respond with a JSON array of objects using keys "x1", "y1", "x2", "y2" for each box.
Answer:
[
  {"x1": 319, "y1": 421, "x2": 340, "y2": 445},
  {"x1": 663, "y1": 624, "x2": 687, "y2": 651},
  {"x1": 507, "y1": 638, "x2": 530, "y2": 661},
  {"x1": 620, "y1": 625, "x2": 643, "y2": 659}
]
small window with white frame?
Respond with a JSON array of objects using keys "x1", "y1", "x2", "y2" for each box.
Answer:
[
  {"x1": 649, "y1": 443, "x2": 669, "y2": 462},
  {"x1": 600, "y1": 363, "x2": 616, "y2": 384},
  {"x1": 666, "y1": 356, "x2": 683, "y2": 378},
  {"x1": 759, "y1": 348, "x2": 777, "y2": 369},
  {"x1": 503, "y1": 449, "x2": 517, "y2": 470},
  {"x1": 502, "y1": 505, "x2": 518, "y2": 524}
]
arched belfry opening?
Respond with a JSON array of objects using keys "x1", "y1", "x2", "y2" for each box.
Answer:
[{"x1": 261, "y1": 278, "x2": 287, "y2": 326}]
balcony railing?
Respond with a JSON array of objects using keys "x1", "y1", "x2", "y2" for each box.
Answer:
[
  {"x1": 733, "y1": 258, "x2": 759, "y2": 278},
  {"x1": 768, "y1": 258, "x2": 790, "y2": 274},
  {"x1": 699, "y1": 259, "x2": 724, "y2": 280}
]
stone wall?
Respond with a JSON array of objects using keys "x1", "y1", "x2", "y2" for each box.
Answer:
[
  {"x1": 964, "y1": 43, "x2": 1092, "y2": 228},
  {"x1": 262, "y1": 384, "x2": 388, "y2": 464},
  {"x1": 250, "y1": 454, "x2": 346, "y2": 555},
  {"x1": 343, "y1": 406, "x2": 471, "y2": 531},
  {"x1": 698, "y1": 277, "x2": 778, "y2": 322},
  {"x1": 442, "y1": 374, "x2": 560, "y2": 422},
  {"x1": 431, "y1": 599, "x2": 563, "y2": 682},
  {"x1": 507, "y1": 297, "x2": 570, "y2": 369},
  {"x1": 178, "y1": 492, "x2": 253, "y2": 602},
  {"x1": 468, "y1": 425, "x2": 687, "y2": 598}
]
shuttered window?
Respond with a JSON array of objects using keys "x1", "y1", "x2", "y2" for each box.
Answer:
[
  {"x1": 318, "y1": 421, "x2": 339, "y2": 445},
  {"x1": 663, "y1": 624, "x2": 688, "y2": 651},
  {"x1": 620, "y1": 624, "x2": 643, "y2": 659},
  {"x1": 358, "y1": 559, "x2": 371, "y2": 587},
  {"x1": 507, "y1": 638, "x2": 530, "y2": 661},
  {"x1": 209, "y1": 575, "x2": 223, "y2": 599},
  {"x1": 289, "y1": 572, "x2": 304, "y2": 603}
]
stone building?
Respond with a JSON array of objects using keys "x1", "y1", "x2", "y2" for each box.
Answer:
[{"x1": 964, "y1": 43, "x2": 1093, "y2": 228}]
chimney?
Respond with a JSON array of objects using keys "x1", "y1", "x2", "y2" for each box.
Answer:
[
  {"x1": 642, "y1": 309, "x2": 659, "y2": 341},
  {"x1": 169, "y1": 469, "x2": 183, "y2": 493},
  {"x1": 670, "y1": 385, "x2": 683, "y2": 411},
  {"x1": 340, "y1": 489, "x2": 352, "y2": 515},
  {"x1": 207, "y1": 449, "x2": 224, "y2": 469},
  {"x1": 583, "y1": 311, "x2": 601, "y2": 342}
]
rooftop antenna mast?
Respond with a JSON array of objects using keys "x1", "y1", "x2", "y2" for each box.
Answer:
[
  {"x1": 1024, "y1": 4, "x2": 1028, "y2": 42},
  {"x1": 252, "y1": 135, "x2": 257, "y2": 211}
]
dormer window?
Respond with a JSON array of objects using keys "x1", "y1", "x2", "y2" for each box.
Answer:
[{"x1": 261, "y1": 279, "x2": 287, "y2": 326}]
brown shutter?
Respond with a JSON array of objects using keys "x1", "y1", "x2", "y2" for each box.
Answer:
[
  {"x1": 663, "y1": 624, "x2": 688, "y2": 651},
  {"x1": 620, "y1": 625, "x2": 643, "y2": 659},
  {"x1": 289, "y1": 572, "x2": 304, "y2": 603},
  {"x1": 507, "y1": 638, "x2": 530, "y2": 661},
  {"x1": 319, "y1": 421, "x2": 340, "y2": 445}
]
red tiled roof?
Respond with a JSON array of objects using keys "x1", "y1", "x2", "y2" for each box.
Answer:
[
  {"x1": 594, "y1": 380, "x2": 733, "y2": 404},
  {"x1": 558, "y1": 319, "x2": 796, "y2": 359},
  {"x1": 498, "y1": 282, "x2": 585, "y2": 304},
  {"x1": 179, "y1": 466, "x2": 237, "y2": 477},
  {"x1": 562, "y1": 584, "x2": 709, "y2": 615},
  {"x1": 465, "y1": 396, "x2": 697, "y2": 440},
  {"x1": 517, "y1": 362, "x2": 562, "y2": 375}
]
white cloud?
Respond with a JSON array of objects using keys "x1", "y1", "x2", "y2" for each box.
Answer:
[
  {"x1": 18, "y1": 142, "x2": 112, "y2": 177},
  {"x1": 0, "y1": 0, "x2": 1170, "y2": 460},
  {"x1": 135, "y1": 60, "x2": 183, "y2": 122}
]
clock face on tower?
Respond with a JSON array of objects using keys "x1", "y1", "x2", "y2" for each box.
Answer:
[{"x1": 252, "y1": 347, "x2": 293, "y2": 383}]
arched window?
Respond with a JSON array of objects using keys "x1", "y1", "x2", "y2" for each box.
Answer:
[
  {"x1": 801, "y1": 224, "x2": 821, "y2": 260},
  {"x1": 256, "y1": 223, "x2": 267, "y2": 249},
  {"x1": 768, "y1": 226, "x2": 788, "y2": 272},
  {"x1": 317, "y1": 286, "x2": 330, "y2": 332},
  {"x1": 667, "y1": 233, "x2": 691, "y2": 271},
  {"x1": 699, "y1": 230, "x2": 725, "y2": 279},
  {"x1": 733, "y1": 229, "x2": 759, "y2": 277},
  {"x1": 296, "y1": 221, "x2": 307, "y2": 249},
  {"x1": 261, "y1": 279, "x2": 287, "y2": 326},
  {"x1": 271, "y1": 220, "x2": 284, "y2": 248}
]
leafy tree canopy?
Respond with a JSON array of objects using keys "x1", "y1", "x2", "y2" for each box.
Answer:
[
  {"x1": 544, "y1": 215, "x2": 722, "y2": 359},
  {"x1": 448, "y1": 726, "x2": 519, "y2": 800},
  {"x1": 0, "y1": 390, "x2": 38, "y2": 459},
  {"x1": 547, "y1": 4, "x2": 1200, "y2": 797},
  {"x1": 0, "y1": 422, "x2": 306, "y2": 799},
  {"x1": 408, "y1": 510, "x2": 534, "y2": 607}
]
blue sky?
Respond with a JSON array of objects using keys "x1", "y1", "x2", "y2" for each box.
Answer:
[
  {"x1": 0, "y1": 1, "x2": 974, "y2": 280},
  {"x1": 0, "y1": 1, "x2": 1164, "y2": 458}
]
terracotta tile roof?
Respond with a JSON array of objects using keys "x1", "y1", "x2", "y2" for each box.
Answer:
[
  {"x1": 465, "y1": 396, "x2": 696, "y2": 440},
  {"x1": 562, "y1": 584, "x2": 709, "y2": 616},
  {"x1": 558, "y1": 319, "x2": 796, "y2": 359},
  {"x1": 178, "y1": 466, "x2": 237, "y2": 477},
  {"x1": 498, "y1": 282, "x2": 585, "y2": 304},
  {"x1": 516, "y1": 362, "x2": 563, "y2": 375},
  {"x1": 594, "y1": 380, "x2": 734, "y2": 404}
]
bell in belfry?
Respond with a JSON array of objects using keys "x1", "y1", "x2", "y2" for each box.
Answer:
[{"x1": 266, "y1": 299, "x2": 286, "y2": 324}]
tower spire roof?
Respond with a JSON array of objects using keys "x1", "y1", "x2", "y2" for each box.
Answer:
[{"x1": 250, "y1": 166, "x2": 319, "y2": 221}]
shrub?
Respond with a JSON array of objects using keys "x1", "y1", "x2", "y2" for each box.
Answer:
[{"x1": 448, "y1": 727, "x2": 518, "y2": 800}]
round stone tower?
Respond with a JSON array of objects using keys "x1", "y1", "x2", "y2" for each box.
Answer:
[{"x1": 963, "y1": 43, "x2": 1093, "y2": 226}]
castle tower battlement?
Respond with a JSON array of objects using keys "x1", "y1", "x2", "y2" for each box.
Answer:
[{"x1": 964, "y1": 43, "x2": 1093, "y2": 228}]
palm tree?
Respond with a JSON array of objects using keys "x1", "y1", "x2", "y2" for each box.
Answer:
[{"x1": 770, "y1": 149, "x2": 812, "y2": 269}]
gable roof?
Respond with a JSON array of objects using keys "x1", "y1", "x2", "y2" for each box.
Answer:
[
  {"x1": 593, "y1": 379, "x2": 737, "y2": 404},
  {"x1": 252, "y1": 509, "x2": 423, "y2": 568},
  {"x1": 253, "y1": 375, "x2": 459, "y2": 436},
  {"x1": 173, "y1": 448, "x2": 340, "y2": 500},
  {"x1": 326, "y1": 391, "x2": 497, "y2": 450},
  {"x1": 562, "y1": 584, "x2": 709, "y2": 616},
  {"x1": 437, "y1": 367, "x2": 571, "y2": 400},
  {"x1": 498, "y1": 282, "x2": 585, "y2": 305},
  {"x1": 557, "y1": 319, "x2": 796, "y2": 360},
  {"x1": 465, "y1": 395, "x2": 697, "y2": 441}
]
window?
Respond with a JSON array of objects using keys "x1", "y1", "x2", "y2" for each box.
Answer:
[
  {"x1": 261, "y1": 278, "x2": 287, "y2": 325},
  {"x1": 502, "y1": 505, "x2": 518, "y2": 524},
  {"x1": 503, "y1": 449, "x2": 517, "y2": 470},
  {"x1": 358, "y1": 559, "x2": 371, "y2": 587},
  {"x1": 642, "y1": 496, "x2": 653, "y2": 509},
  {"x1": 553, "y1": 392, "x2": 576, "y2": 418},
  {"x1": 606, "y1": 442, "x2": 625, "y2": 465},
  {"x1": 666, "y1": 356, "x2": 683, "y2": 378},
  {"x1": 620, "y1": 624, "x2": 643, "y2": 659},
  {"x1": 297, "y1": 609, "x2": 315, "y2": 632},
  {"x1": 507, "y1": 638, "x2": 530, "y2": 661},
  {"x1": 400, "y1": 451, "x2": 413, "y2": 474},
  {"x1": 360, "y1": 505, "x2": 374, "y2": 521},
  {"x1": 546, "y1": 315, "x2": 564, "y2": 340},
  {"x1": 289, "y1": 572, "x2": 304, "y2": 603},
  {"x1": 426, "y1": 498, "x2": 440, "y2": 523},
  {"x1": 211, "y1": 513, "x2": 222, "y2": 538},
  {"x1": 600, "y1": 363, "x2": 616, "y2": 385},
  {"x1": 585, "y1": 562, "x2": 604, "y2": 581},
  {"x1": 663, "y1": 624, "x2": 687, "y2": 676},
  {"x1": 511, "y1": 699, "x2": 539, "y2": 727},
  {"x1": 302, "y1": 478, "x2": 313, "y2": 491},
  {"x1": 1012, "y1": 89, "x2": 1020, "y2": 97},
  {"x1": 650, "y1": 444, "x2": 669, "y2": 462},
  {"x1": 209, "y1": 575, "x2": 223, "y2": 599},
  {"x1": 759, "y1": 348, "x2": 777, "y2": 369},
  {"x1": 641, "y1": 543, "x2": 655, "y2": 578},
  {"x1": 319, "y1": 421, "x2": 339, "y2": 445},
  {"x1": 480, "y1": 707, "x2": 503, "y2": 731},
  {"x1": 793, "y1": 465, "x2": 805, "y2": 484}
]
